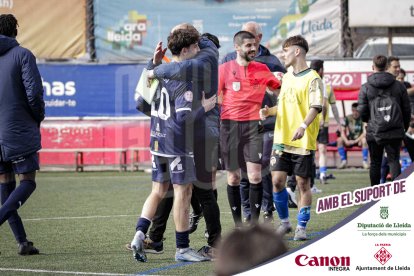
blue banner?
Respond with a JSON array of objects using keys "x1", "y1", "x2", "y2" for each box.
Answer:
[
  {"x1": 94, "y1": 0, "x2": 291, "y2": 61},
  {"x1": 39, "y1": 64, "x2": 146, "y2": 117}
]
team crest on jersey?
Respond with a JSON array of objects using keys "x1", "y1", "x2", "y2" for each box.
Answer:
[
  {"x1": 232, "y1": 82, "x2": 240, "y2": 92},
  {"x1": 270, "y1": 156, "x2": 276, "y2": 166},
  {"x1": 184, "y1": 91, "x2": 193, "y2": 102}
]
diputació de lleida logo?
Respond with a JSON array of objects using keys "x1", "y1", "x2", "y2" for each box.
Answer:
[{"x1": 380, "y1": 206, "x2": 389, "y2": 219}]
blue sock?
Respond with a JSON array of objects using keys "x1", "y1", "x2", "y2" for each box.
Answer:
[
  {"x1": 0, "y1": 181, "x2": 27, "y2": 243},
  {"x1": 297, "y1": 206, "x2": 311, "y2": 228},
  {"x1": 338, "y1": 147, "x2": 347, "y2": 161},
  {"x1": 176, "y1": 230, "x2": 190, "y2": 249},
  {"x1": 273, "y1": 188, "x2": 289, "y2": 220},
  {"x1": 136, "y1": 217, "x2": 151, "y2": 234},
  {"x1": 0, "y1": 180, "x2": 36, "y2": 226},
  {"x1": 320, "y1": 166, "x2": 327, "y2": 175},
  {"x1": 362, "y1": 148, "x2": 369, "y2": 162}
]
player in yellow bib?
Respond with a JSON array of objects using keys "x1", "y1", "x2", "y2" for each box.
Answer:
[{"x1": 260, "y1": 35, "x2": 323, "y2": 241}]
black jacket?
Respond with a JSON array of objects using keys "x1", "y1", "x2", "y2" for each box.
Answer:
[
  {"x1": 357, "y1": 71, "x2": 410, "y2": 143},
  {"x1": 0, "y1": 35, "x2": 44, "y2": 161}
]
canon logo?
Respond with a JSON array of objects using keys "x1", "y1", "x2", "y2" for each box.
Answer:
[{"x1": 295, "y1": 254, "x2": 350, "y2": 267}]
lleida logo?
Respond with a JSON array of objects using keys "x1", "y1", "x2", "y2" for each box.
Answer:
[
  {"x1": 380, "y1": 206, "x2": 389, "y2": 219},
  {"x1": 107, "y1": 10, "x2": 148, "y2": 49},
  {"x1": 374, "y1": 247, "x2": 392, "y2": 265},
  {"x1": 295, "y1": 254, "x2": 351, "y2": 271}
]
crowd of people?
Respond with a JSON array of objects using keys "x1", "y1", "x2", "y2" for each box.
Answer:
[{"x1": 1, "y1": 13, "x2": 412, "y2": 274}]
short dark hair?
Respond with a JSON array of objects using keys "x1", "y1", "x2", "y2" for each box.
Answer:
[
  {"x1": 400, "y1": 68, "x2": 406, "y2": 76},
  {"x1": 167, "y1": 28, "x2": 200, "y2": 56},
  {"x1": 373, "y1": 55, "x2": 387, "y2": 71},
  {"x1": 352, "y1": 102, "x2": 358, "y2": 109},
  {"x1": 202, "y1": 32, "x2": 220, "y2": 48},
  {"x1": 282, "y1": 35, "x2": 309, "y2": 53},
  {"x1": 0, "y1": 14, "x2": 18, "y2": 37},
  {"x1": 387, "y1": 56, "x2": 400, "y2": 66},
  {"x1": 310, "y1": 59, "x2": 324, "y2": 71},
  {"x1": 233, "y1": 31, "x2": 255, "y2": 46}
]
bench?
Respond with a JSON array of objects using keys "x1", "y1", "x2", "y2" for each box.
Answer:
[
  {"x1": 326, "y1": 145, "x2": 362, "y2": 167},
  {"x1": 40, "y1": 148, "x2": 148, "y2": 172}
]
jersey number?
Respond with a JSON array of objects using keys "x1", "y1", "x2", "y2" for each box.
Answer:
[{"x1": 156, "y1": 87, "x2": 171, "y2": 120}]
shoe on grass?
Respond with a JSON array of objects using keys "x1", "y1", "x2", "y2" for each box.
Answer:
[{"x1": 18, "y1": 241, "x2": 39, "y2": 256}]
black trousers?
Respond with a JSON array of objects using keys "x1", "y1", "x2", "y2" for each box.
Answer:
[
  {"x1": 368, "y1": 139, "x2": 401, "y2": 186},
  {"x1": 403, "y1": 135, "x2": 414, "y2": 161},
  {"x1": 148, "y1": 136, "x2": 222, "y2": 247}
]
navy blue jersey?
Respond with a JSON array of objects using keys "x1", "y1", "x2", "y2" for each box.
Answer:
[{"x1": 150, "y1": 79, "x2": 195, "y2": 157}]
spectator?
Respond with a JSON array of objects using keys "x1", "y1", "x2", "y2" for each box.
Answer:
[
  {"x1": 398, "y1": 68, "x2": 414, "y2": 161},
  {"x1": 357, "y1": 55, "x2": 411, "y2": 186},
  {"x1": 336, "y1": 103, "x2": 369, "y2": 169}
]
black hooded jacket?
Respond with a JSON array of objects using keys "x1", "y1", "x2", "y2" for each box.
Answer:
[
  {"x1": 0, "y1": 35, "x2": 44, "y2": 161},
  {"x1": 357, "y1": 71, "x2": 410, "y2": 143}
]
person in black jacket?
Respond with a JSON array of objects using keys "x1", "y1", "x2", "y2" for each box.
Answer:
[
  {"x1": 357, "y1": 55, "x2": 411, "y2": 186},
  {"x1": 0, "y1": 14, "x2": 44, "y2": 255}
]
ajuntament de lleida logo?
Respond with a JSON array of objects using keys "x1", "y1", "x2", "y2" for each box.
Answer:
[{"x1": 380, "y1": 206, "x2": 389, "y2": 219}]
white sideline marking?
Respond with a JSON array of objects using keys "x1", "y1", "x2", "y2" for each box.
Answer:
[
  {"x1": 0, "y1": 268, "x2": 128, "y2": 275},
  {"x1": 24, "y1": 212, "x2": 231, "y2": 222},
  {"x1": 24, "y1": 214, "x2": 136, "y2": 221}
]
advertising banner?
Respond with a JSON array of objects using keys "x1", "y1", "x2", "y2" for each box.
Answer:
[
  {"x1": 0, "y1": 0, "x2": 86, "y2": 59},
  {"x1": 241, "y1": 168, "x2": 414, "y2": 275},
  {"x1": 94, "y1": 0, "x2": 342, "y2": 61},
  {"x1": 349, "y1": 0, "x2": 414, "y2": 27},
  {"x1": 267, "y1": 0, "x2": 341, "y2": 56},
  {"x1": 39, "y1": 64, "x2": 145, "y2": 117}
]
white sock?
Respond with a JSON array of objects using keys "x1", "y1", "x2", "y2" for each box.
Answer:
[
  {"x1": 281, "y1": 218, "x2": 291, "y2": 227},
  {"x1": 132, "y1": 230, "x2": 145, "y2": 245}
]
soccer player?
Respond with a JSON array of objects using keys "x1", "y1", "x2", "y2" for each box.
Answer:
[
  {"x1": 145, "y1": 25, "x2": 222, "y2": 258},
  {"x1": 260, "y1": 35, "x2": 323, "y2": 240},
  {"x1": 219, "y1": 31, "x2": 281, "y2": 226},
  {"x1": 0, "y1": 14, "x2": 44, "y2": 255},
  {"x1": 130, "y1": 27, "x2": 216, "y2": 262},
  {"x1": 221, "y1": 21, "x2": 286, "y2": 224},
  {"x1": 310, "y1": 59, "x2": 342, "y2": 184}
]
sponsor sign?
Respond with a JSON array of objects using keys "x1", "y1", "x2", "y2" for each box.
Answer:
[
  {"x1": 94, "y1": 0, "x2": 342, "y2": 61},
  {"x1": 38, "y1": 64, "x2": 147, "y2": 117},
  {"x1": 241, "y1": 171, "x2": 413, "y2": 275},
  {"x1": 349, "y1": 0, "x2": 414, "y2": 27}
]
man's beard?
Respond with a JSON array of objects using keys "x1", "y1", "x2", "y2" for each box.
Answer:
[{"x1": 242, "y1": 50, "x2": 256, "y2": 62}]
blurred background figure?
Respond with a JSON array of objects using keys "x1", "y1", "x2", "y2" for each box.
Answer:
[
  {"x1": 336, "y1": 103, "x2": 369, "y2": 169},
  {"x1": 214, "y1": 224, "x2": 288, "y2": 276}
]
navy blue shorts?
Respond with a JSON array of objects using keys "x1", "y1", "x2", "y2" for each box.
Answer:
[
  {"x1": 152, "y1": 155, "x2": 196, "y2": 185},
  {"x1": 0, "y1": 152, "x2": 40, "y2": 174}
]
